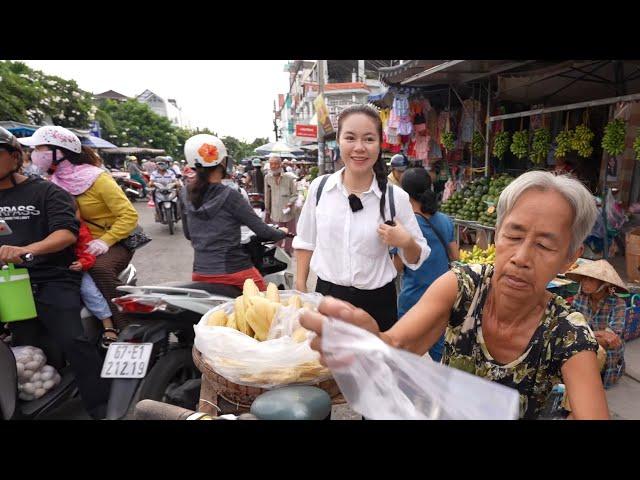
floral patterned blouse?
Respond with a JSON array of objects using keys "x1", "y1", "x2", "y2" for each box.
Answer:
[{"x1": 443, "y1": 264, "x2": 599, "y2": 419}]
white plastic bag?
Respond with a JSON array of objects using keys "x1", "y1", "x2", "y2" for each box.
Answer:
[
  {"x1": 12, "y1": 346, "x2": 61, "y2": 401},
  {"x1": 194, "y1": 291, "x2": 331, "y2": 389},
  {"x1": 321, "y1": 318, "x2": 520, "y2": 420}
]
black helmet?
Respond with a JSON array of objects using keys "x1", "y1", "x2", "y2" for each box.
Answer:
[
  {"x1": 390, "y1": 153, "x2": 409, "y2": 170},
  {"x1": 0, "y1": 127, "x2": 23, "y2": 153}
]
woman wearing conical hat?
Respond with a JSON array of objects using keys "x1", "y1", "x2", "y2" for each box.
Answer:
[{"x1": 567, "y1": 260, "x2": 627, "y2": 388}]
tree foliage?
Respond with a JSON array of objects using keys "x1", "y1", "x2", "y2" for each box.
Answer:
[
  {"x1": 0, "y1": 60, "x2": 269, "y2": 160},
  {"x1": 0, "y1": 61, "x2": 95, "y2": 128}
]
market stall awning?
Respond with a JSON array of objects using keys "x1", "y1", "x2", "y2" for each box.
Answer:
[
  {"x1": 80, "y1": 135, "x2": 117, "y2": 149},
  {"x1": 378, "y1": 60, "x2": 447, "y2": 85},
  {"x1": 254, "y1": 141, "x2": 304, "y2": 156},
  {"x1": 399, "y1": 60, "x2": 538, "y2": 87},
  {"x1": 102, "y1": 147, "x2": 166, "y2": 155},
  {"x1": 495, "y1": 60, "x2": 640, "y2": 105},
  {"x1": 0, "y1": 120, "x2": 38, "y2": 137}
]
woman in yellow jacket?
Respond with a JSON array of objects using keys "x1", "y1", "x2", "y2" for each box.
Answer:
[{"x1": 21, "y1": 126, "x2": 138, "y2": 330}]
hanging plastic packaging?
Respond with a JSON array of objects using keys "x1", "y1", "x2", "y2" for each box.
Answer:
[{"x1": 321, "y1": 318, "x2": 520, "y2": 420}]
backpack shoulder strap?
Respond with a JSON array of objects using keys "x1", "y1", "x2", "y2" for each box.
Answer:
[
  {"x1": 316, "y1": 174, "x2": 330, "y2": 206},
  {"x1": 388, "y1": 184, "x2": 396, "y2": 221}
]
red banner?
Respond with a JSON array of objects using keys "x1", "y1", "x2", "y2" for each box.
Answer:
[{"x1": 295, "y1": 124, "x2": 318, "y2": 138}]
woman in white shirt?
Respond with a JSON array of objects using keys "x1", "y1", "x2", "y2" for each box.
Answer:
[{"x1": 293, "y1": 105, "x2": 430, "y2": 331}]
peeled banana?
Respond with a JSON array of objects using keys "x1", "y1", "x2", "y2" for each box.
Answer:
[
  {"x1": 243, "y1": 278, "x2": 260, "y2": 299},
  {"x1": 226, "y1": 313, "x2": 237, "y2": 330},
  {"x1": 288, "y1": 295, "x2": 303, "y2": 310},
  {"x1": 207, "y1": 310, "x2": 228, "y2": 327},
  {"x1": 245, "y1": 296, "x2": 279, "y2": 341},
  {"x1": 266, "y1": 283, "x2": 280, "y2": 304},
  {"x1": 234, "y1": 296, "x2": 254, "y2": 336},
  {"x1": 208, "y1": 282, "x2": 318, "y2": 342}
]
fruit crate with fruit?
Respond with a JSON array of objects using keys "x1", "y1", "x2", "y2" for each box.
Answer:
[{"x1": 440, "y1": 174, "x2": 514, "y2": 227}]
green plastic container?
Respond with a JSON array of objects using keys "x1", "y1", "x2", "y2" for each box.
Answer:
[{"x1": 0, "y1": 264, "x2": 37, "y2": 323}]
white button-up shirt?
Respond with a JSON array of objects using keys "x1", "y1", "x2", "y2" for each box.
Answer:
[{"x1": 293, "y1": 168, "x2": 430, "y2": 290}]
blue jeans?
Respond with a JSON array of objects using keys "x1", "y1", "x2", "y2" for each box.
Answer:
[{"x1": 81, "y1": 273, "x2": 112, "y2": 320}]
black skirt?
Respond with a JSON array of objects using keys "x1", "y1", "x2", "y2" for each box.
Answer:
[{"x1": 315, "y1": 278, "x2": 398, "y2": 332}]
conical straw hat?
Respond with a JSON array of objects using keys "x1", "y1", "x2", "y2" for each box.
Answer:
[{"x1": 565, "y1": 260, "x2": 628, "y2": 291}]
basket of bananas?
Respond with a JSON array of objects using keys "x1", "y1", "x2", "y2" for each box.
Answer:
[{"x1": 193, "y1": 279, "x2": 339, "y2": 407}]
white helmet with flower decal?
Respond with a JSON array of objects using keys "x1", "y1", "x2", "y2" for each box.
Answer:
[
  {"x1": 18, "y1": 125, "x2": 82, "y2": 153},
  {"x1": 184, "y1": 134, "x2": 228, "y2": 169}
]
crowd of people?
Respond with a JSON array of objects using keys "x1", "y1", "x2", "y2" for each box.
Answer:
[{"x1": 0, "y1": 101, "x2": 628, "y2": 420}]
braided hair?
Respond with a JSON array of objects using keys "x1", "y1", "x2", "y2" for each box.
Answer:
[{"x1": 337, "y1": 104, "x2": 388, "y2": 221}]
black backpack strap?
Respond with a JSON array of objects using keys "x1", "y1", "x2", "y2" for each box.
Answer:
[
  {"x1": 315, "y1": 174, "x2": 330, "y2": 205},
  {"x1": 388, "y1": 184, "x2": 396, "y2": 222}
]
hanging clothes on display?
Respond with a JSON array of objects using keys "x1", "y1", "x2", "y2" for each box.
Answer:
[
  {"x1": 459, "y1": 99, "x2": 483, "y2": 143},
  {"x1": 389, "y1": 93, "x2": 413, "y2": 137}
]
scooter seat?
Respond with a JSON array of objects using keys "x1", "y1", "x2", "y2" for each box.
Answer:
[
  {"x1": 159, "y1": 281, "x2": 241, "y2": 298},
  {"x1": 250, "y1": 386, "x2": 332, "y2": 420}
]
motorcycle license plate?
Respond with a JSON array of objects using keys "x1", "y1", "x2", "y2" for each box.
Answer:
[{"x1": 101, "y1": 343, "x2": 153, "y2": 379}]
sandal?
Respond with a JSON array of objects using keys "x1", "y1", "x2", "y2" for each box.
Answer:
[{"x1": 101, "y1": 328, "x2": 120, "y2": 349}]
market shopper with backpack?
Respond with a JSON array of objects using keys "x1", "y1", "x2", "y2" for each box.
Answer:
[
  {"x1": 395, "y1": 167, "x2": 459, "y2": 361},
  {"x1": 18, "y1": 126, "x2": 139, "y2": 331},
  {"x1": 180, "y1": 134, "x2": 288, "y2": 292},
  {"x1": 0, "y1": 127, "x2": 109, "y2": 419},
  {"x1": 293, "y1": 105, "x2": 430, "y2": 332}
]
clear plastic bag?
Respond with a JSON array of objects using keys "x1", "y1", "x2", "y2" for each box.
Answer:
[
  {"x1": 194, "y1": 291, "x2": 331, "y2": 389},
  {"x1": 12, "y1": 346, "x2": 61, "y2": 401},
  {"x1": 321, "y1": 318, "x2": 520, "y2": 420},
  {"x1": 605, "y1": 190, "x2": 626, "y2": 230}
]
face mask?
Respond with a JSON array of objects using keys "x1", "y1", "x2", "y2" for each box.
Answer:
[{"x1": 31, "y1": 150, "x2": 55, "y2": 173}]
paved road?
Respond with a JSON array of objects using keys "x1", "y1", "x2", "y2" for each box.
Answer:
[{"x1": 131, "y1": 200, "x2": 193, "y2": 285}]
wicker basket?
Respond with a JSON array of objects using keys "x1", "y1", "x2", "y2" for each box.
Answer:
[{"x1": 192, "y1": 346, "x2": 345, "y2": 415}]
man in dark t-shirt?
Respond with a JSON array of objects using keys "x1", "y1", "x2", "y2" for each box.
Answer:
[{"x1": 0, "y1": 127, "x2": 109, "y2": 419}]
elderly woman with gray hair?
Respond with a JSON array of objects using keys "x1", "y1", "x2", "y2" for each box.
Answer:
[{"x1": 301, "y1": 171, "x2": 609, "y2": 419}]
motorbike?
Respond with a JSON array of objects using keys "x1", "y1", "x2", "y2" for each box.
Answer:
[
  {"x1": 134, "y1": 384, "x2": 333, "y2": 420},
  {"x1": 113, "y1": 172, "x2": 146, "y2": 202},
  {"x1": 152, "y1": 182, "x2": 181, "y2": 235},
  {"x1": 0, "y1": 261, "x2": 138, "y2": 420},
  {"x1": 102, "y1": 234, "x2": 295, "y2": 420}
]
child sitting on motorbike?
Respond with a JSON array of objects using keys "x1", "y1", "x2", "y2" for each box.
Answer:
[{"x1": 69, "y1": 210, "x2": 119, "y2": 348}]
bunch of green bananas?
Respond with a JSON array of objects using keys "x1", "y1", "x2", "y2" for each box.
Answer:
[
  {"x1": 634, "y1": 135, "x2": 640, "y2": 161},
  {"x1": 471, "y1": 131, "x2": 485, "y2": 157},
  {"x1": 571, "y1": 124, "x2": 594, "y2": 158},
  {"x1": 441, "y1": 131, "x2": 456, "y2": 151},
  {"x1": 492, "y1": 131, "x2": 510, "y2": 160},
  {"x1": 554, "y1": 130, "x2": 574, "y2": 159},
  {"x1": 531, "y1": 128, "x2": 551, "y2": 164},
  {"x1": 511, "y1": 130, "x2": 529, "y2": 159},
  {"x1": 602, "y1": 119, "x2": 626, "y2": 157}
]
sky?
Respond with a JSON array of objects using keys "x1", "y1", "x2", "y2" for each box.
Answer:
[{"x1": 21, "y1": 60, "x2": 291, "y2": 143}]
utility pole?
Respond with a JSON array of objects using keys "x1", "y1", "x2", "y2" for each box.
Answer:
[
  {"x1": 273, "y1": 100, "x2": 279, "y2": 142},
  {"x1": 317, "y1": 60, "x2": 326, "y2": 175}
]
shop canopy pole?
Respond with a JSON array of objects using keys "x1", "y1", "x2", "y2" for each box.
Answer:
[
  {"x1": 488, "y1": 92, "x2": 640, "y2": 123},
  {"x1": 484, "y1": 77, "x2": 491, "y2": 178}
]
